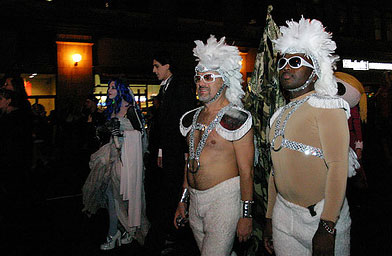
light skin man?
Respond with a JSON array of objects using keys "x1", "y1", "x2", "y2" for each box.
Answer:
[{"x1": 174, "y1": 70, "x2": 254, "y2": 254}]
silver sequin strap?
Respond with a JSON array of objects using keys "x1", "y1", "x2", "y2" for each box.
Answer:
[
  {"x1": 189, "y1": 103, "x2": 233, "y2": 161},
  {"x1": 281, "y1": 138, "x2": 324, "y2": 159},
  {"x1": 271, "y1": 94, "x2": 324, "y2": 159}
]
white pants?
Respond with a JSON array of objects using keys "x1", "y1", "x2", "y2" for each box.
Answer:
[
  {"x1": 188, "y1": 176, "x2": 241, "y2": 256},
  {"x1": 272, "y1": 194, "x2": 351, "y2": 256}
]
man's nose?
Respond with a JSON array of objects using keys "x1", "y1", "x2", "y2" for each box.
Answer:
[{"x1": 282, "y1": 62, "x2": 291, "y2": 71}]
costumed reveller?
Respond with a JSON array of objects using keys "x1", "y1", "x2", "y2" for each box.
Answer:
[
  {"x1": 82, "y1": 79, "x2": 149, "y2": 250},
  {"x1": 263, "y1": 17, "x2": 358, "y2": 256},
  {"x1": 174, "y1": 35, "x2": 254, "y2": 256},
  {"x1": 335, "y1": 72, "x2": 368, "y2": 192}
]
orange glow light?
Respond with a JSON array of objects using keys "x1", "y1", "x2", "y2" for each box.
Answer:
[{"x1": 72, "y1": 53, "x2": 82, "y2": 66}]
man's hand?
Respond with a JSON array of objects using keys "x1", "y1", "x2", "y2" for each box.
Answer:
[
  {"x1": 173, "y1": 202, "x2": 188, "y2": 229},
  {"x1": 355, "y1": 148, "x2": 362, "y2": 160},
  {"x1": 263, "y1": 218, "x2": 274, "y2": 255},
  {"x1": 157, "y1": 156, "x2": 163, "y2": 168},
  {"x1": 312, "y1": 220, "x2": 335, "y2": 256},
  {"x1": 237, "y1": 218, "x2": 252, "y2": 242}
]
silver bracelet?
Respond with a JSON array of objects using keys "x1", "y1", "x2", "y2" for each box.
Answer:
[
  {"x1": 241, "y1": 200, "x2": 254, "y2": 218},
  {"x1": 320, "y1": 219, "x2": 336, "y2": 235},
  {"x1": 180, "y1": 188, "x2": 189, "y2": 203}
]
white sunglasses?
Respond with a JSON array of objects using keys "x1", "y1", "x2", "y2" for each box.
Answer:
[
  {"x1": 278, "y1": 56, "x2": 314, "y2": 70},
  {"x1": 194, "y1": 73, "x2": 223, "y2": 84}
]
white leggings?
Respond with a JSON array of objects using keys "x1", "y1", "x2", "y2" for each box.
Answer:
[
  {"x1": 188, "y1": 176, "x2": 241, "y2": 256},
  {"x1": 272, "y1": 194, "x2": 351, "y2": 256}
]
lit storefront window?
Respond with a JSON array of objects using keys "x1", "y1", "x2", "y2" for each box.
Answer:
[{"x1": 23, "y1": 73, "x2": 56, "y2": 115}]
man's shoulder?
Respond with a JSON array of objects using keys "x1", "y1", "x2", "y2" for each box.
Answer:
[
  {"x1": 308, "y1": 93, "x2": 350, "y2": 119},
  {"x1": 216, "y1": 105, "x2": 252, "y2": 141},
  {"x1": 179, "y1": 107, "x2": 203, "y2": 137},
  {"x1": 220, "y1": 106, "x2": 251, "y2": 131}
]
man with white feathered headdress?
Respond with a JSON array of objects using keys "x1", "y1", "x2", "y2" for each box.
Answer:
[
  {"x1": 174, "y1": 35, "x2": 254, "y2": 255},
  {"x1": 263, "y1": 17, "x2": 354, "y2": 256}
]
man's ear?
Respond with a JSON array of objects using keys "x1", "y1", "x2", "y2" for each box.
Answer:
[{"x1": 164, "y1": 63, "x2": 170, "y2": 71}]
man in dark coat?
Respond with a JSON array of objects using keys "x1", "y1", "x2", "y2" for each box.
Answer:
[{"x1": 145, "y1": 51, "x2": 196, "y2": 255}]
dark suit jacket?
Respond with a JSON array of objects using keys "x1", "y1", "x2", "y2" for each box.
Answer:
[{"x1": 157, "y1": 75, "x2": 196, "y2": 169}]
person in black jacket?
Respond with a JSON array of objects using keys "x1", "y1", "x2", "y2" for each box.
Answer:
[
  {"x1": 145, "y1": 51, "x2": 196, "y2": 254},
  {"x1": 0, "y1": 88, "x2": 33, "y2": 250}
]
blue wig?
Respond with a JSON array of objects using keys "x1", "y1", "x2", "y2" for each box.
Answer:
[{"x1": 105, "y1": 79, "x2": 136, "y2": 120}]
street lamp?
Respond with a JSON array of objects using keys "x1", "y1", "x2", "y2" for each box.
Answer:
[{"x1": 72, "y1": 53, "x2": 82, "y2": 66}]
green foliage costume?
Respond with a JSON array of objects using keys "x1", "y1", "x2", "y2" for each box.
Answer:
[{"x1": 243, "y1": 6, "x2": 285, "y2": 255}]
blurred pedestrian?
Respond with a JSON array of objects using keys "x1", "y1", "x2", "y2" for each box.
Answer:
[
  {"x1": 79, "y1": 95, "x2": 106, "y2": 155},
  {"x1": 375, "y1": 72, "x2": 392, "y2": 166},
  {"x1": 143, "y1": 95, "x2": 162, "y2": 222},
  {"x1": 0, "y1": 88, "x2": 33, "y2": 248},
  {"x1": 145, "y1": 51, "x2": 196, "y2": 254},
  {"x1": 1, "y1": 73, "x2": 32, "y2": 114},
  {"x1": 31, "y1": 103, "x2": 50, "y2": 170}
]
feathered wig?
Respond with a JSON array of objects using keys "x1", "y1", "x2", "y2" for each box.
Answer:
[
  {"x1": 193, "y1": 35, "x2": 244, "y2": 106},
  {"x1": 273, "y1": 17, "x2": 339, "y2": 96},
  {"x1": 105, "y1": 79, "x2": 136, "y2": 120}
]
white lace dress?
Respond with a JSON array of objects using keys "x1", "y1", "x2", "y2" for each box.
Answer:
[{"x1": 82, "y1": 117, "x2": 149, "y2": 243}]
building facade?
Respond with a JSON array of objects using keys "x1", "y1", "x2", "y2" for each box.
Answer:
[{"x1": 1, "y1": 0, "x2": 391, "y2": 112}]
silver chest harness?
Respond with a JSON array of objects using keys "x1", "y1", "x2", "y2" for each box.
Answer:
[
  {"x1": 187, "y1": 103, "x2": 233, "y2": 174},
  {"x1": 270, "y1": 95, "x2": 324, "y2": 159}
]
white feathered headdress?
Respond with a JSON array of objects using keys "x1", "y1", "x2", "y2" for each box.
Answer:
[
  {"x1": 273, "y1": 17, "x2": 339, "y2": 96},
  {"x1": 193, "y1": 35, "x2": 244, "y2": 106}
]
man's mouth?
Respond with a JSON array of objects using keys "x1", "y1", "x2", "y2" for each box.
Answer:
[
  {"x1": 281, "y1": 72, "x2": 292, "y2": 80},
  {"x1": 198, "y1": 89, "x2": 209, "y2": 95}
]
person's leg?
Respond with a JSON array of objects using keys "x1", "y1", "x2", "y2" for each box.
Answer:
[
  {"x1": 106, "y1": 183, "x2": 118, "y2": 237},
  {"x1": 273, "y1": 227, "x2": 310, "y2": 256},
  {"x1": 99, "y1": 183, "x2": 122, "y2": 250},
  {"x1": 188, "y1": 194, "x2": 205, "y2": 251},
  {"x1": 272, "y1": 194, "x2": 313, "y2": 256},
  {"x1": 159, "y1": 149, "x2": 185, "y2": 241},
  {"x1": 144, "y1": 163, "x2": 182, "y2": 255},
  {"x1": 188, "y1": 177, "x2": 241, "y2": 256},
  {"x1": 199, "y1": 192, "x2": 240, "y2": 256},
  {"x1": 334, "y1": 198, "x2": 351, "y2": 256}
]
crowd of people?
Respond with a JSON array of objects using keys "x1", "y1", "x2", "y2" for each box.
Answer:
[{"x1": 1, "y1": 15, "x2": 391, "y2": 256}]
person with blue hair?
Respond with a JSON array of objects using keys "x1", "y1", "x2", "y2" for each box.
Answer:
[{"x1": 82, "y1": 79, "x2": 149, "y2": 250}]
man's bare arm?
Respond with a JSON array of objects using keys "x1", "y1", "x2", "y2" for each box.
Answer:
[
  {"x1": 233, "y1": 128, "x2": 254, "y2": 242},
  {"x1": 173, "y1": 153, "x2": 190, "y2": 229}
]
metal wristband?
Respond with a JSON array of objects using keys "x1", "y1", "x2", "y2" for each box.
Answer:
[
  {"x1": 320, "y1": 219, "x2": 336, "y2": 235},
  {"x1": 241, "y1": 200, "x2": 254, "y2": 218},
  {"x1": 180, "y1": 188, "x2": 190, "y2": 203}
]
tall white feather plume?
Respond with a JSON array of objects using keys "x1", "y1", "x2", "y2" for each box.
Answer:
[
  {"x1": 193, "y1": 35, "x2": 244, "y2": 106},
  {"x1": 273, "y1": 17, "x2": 339, "y2": 96}
]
